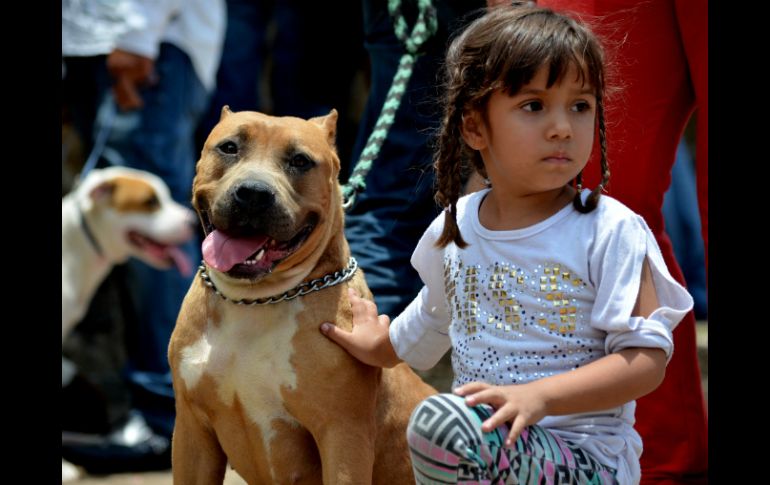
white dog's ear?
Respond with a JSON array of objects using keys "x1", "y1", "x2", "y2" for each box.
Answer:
[
  {"x1": 89, "y1": 180, "x2": 116, "y2": 204},
  {"x1": 309, "y1": 109, "x2": 338, "y2": 146},
  {"x1": 220, "y1": 105, "x2": 233, "y2": 121}
]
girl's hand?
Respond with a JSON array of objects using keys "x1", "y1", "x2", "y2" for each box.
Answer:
[
  {"x1": 320, "y1": 288, "x2": 401, "y2": 368},
  {"x1": 454, "y1": 382, "x2": 548, "y2": 446}
]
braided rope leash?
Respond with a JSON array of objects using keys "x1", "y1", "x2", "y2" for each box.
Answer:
[{"x1": 341, "y1": 0, "x2": 437, "y2": 210}]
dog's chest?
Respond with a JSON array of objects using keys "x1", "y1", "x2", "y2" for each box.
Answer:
[{"x1": 179, "y1": 301, "x2": 304, "y2": 439}]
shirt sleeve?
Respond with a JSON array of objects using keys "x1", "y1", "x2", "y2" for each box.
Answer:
[
  {"x1": 115, "y1": 0, "x2": 182, "y2": 59},
  {"x1": 589, "y1": 212, "x2": 694, "y2": 362},
  {"x1": 389, "y1": 213, "x2": 452, "y2": 370}
]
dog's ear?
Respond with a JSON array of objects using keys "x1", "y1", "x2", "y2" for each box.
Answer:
[
  {"x1": 220, "y1": 105, "x2": 233, "y2": 121},
  {"x1": 309, "y1": 109, "x2": 338, "y2": 147},
  {"x1": 89, "y1": 180, "x2": 116, "y2": 204}
]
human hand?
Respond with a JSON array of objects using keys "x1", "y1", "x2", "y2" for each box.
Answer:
[
  {"x1": 106, "y1": 49, "x2": 156, "y2": 111},
  {"x1": 454, "y1": 381, "x2": 548, "y2": 446},
  {"x1": 320, "y1": 288, "x2": 401, "y2": 368}
]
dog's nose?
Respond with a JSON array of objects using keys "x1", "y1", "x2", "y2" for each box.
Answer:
[{"x1": 233, "y1": 181, "x2": 275, "y2": 212}]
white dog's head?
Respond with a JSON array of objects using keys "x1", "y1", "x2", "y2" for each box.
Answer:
[{"x1": 72, "y1": 167, "x2": 197, "y2": 275}]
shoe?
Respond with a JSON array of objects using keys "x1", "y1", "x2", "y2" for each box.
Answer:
[
  {"x1": 62, "y1": 410, "x2": 171, "y2": 473},
  {"x1": 62, "y1": 458, "x2": 81, "y2": 482}
]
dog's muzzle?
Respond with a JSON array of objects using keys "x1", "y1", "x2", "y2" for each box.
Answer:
[{"x1": 233, "y1": 181, "x2": 275, "y2": 214}]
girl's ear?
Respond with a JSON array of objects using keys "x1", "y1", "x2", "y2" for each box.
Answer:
[{"x1": 460, "y1": 110, "x2": 487, "y2": 150}]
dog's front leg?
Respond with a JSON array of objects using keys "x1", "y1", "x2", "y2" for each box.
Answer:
[
  {"x1": 172, "y1": 401, "x2": 228, "y2": 485},
  {"x1": 304, "y1": 370, "x2": 380, "y2": 484},
  {"x1": 287, "y1": 369, "x2": 379, "y2": 484},
  {"x1": 315, "y1": 423, "x2": 376, "y2": 485}
]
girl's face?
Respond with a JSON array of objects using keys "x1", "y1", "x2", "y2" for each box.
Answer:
[{"x1": 466, "y1": 63, "x2": 596, "y2": 197}]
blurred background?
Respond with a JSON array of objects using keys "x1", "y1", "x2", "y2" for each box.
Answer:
[{"x1": 61, "y1": 1, "x2": 707, "y2": 483}]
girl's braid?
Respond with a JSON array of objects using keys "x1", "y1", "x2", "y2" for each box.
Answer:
[
  {"x1": 573, "y1": 97, "x2": 610, "y2": 212},
  {"x1": 434, "y1": 85, "x2": 470, "y2": 248}
]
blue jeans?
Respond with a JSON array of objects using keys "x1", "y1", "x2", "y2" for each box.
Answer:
[
  {"x1": 194, "y1": 0, "x2": 270, "y2": 151},
  {"x1": 662, "y1": 141, "x2": 708, "y2": 319},
  {"x1": 195, "y1": 0, "x2": 364, "y2": 161},
  {"x1": 344, "y1": 1, "x2": 483, "y2": 317},
  {"x1": 94, "y1": 42, "x2": 209, "y2": 436}
]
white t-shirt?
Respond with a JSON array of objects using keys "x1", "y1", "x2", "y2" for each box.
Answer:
[{"x1": 390, "y1": 189, "x2": 693, "y2": 485}]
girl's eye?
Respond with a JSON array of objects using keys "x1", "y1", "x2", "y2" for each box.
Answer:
[
  {"x1": 572, "y1": 101, "x2": 593, "y2": 113},
  {"x1": 522, "y1": 101, "x2": 544, "y2": 112},
  {"x1": 217, "y1": 141, "x2": 238, "y2": 155}
]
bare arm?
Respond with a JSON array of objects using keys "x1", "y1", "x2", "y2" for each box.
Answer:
[
  {"x1": 320, "y1": 288, "x2": 402, "y2": 368},
  {"x1": 456, "y1": 259, "x2": 667, "y2": 445}
]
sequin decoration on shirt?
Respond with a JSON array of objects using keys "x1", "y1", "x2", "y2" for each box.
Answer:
[{"x1": 444, "y1": 255, "x2": 601, "y2": 388}]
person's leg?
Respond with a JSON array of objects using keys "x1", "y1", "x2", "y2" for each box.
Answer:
[
  {"x1": 662, "y1": 142, "x2": 707, "y2": 319},
  {"x1": 270, "y1": 0, "x2": 364, "y2": 173},
  {"x1": 407, "y1": 394, "x2": 617, "y2": 484},
  {"x1": 62, "y1": 55, "x2": 112, "y2": 154},
  {"x1": 675, "y1": 0, "x2": 707, "y2": 264},
  {"x1": 345, "y1": 1, "x2": 484, "y2": 317},
  {"x1": 194, "y1": 0, "x2": 270, "y2": 152}
]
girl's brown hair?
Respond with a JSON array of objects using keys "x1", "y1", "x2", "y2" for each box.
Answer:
[{"x1": 434, "y1": 2, "x2": 609, "y2": 248}]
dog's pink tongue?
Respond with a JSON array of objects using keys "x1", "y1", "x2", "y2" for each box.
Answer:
[
  {"x1": 202, "y1": 230, "x2": 270, "y2": 272},
  {"x1": 166, "y1": 246, "x2": 193, "y2": 277}
]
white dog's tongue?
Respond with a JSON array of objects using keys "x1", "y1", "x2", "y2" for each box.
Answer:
[
  {"x1": 202, "y1": 230, "x2": 269, "y2": 272},
  {"x1": 166, "y1": 246, "x2": 193, "y2": 277}
]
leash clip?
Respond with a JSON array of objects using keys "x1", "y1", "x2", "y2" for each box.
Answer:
[{"x1": 342, "y1": 192, "x2": 356, "y2": 211}]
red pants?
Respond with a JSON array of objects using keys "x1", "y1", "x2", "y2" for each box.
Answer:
[{"x1": 538, "y1": 1, "x2": 708, "y2": 483}]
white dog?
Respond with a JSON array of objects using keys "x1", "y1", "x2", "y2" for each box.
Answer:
[
  {"x1": 62, "y1": 166, "x2": 196, "y2": 344},
  {"x1": 62, "y1": 167, "x2": 196, "y2": 481}
]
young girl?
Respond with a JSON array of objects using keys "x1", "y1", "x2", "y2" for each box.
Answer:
[{"x1": 321, "y1": 3, "x2": 692, "y2": 484}]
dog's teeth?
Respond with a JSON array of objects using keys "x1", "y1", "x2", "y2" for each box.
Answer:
[{"x1": 254, "y1": 249, "x2": 265, "y2": 261}]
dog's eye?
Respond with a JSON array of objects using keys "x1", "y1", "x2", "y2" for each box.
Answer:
[
  {"x1": 217, "y1": 141, "x2": 239, "y2": 155},
  {"x1": 144, "y1": 195, "x2": 160, "y2": 210},
  {"x1": 289, "y1": 153, "x2": 315, "y2": 170}
]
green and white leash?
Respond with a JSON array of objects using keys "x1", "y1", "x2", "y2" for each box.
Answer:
[{"x1": 341, "y1": 0, "x2": 438, "y2": 210}]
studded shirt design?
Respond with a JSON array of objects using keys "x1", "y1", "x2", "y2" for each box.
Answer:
[{"x1": 444, "y1": 254, "x2": 605, "y2": 389}]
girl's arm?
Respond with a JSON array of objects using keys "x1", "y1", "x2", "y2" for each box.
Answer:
[
  {"x1": 456, "y1": 259, "x2": 667, "y2": 446},
  {"x1": 320, "y1": 288, "x2": 402, "y2": 368}
]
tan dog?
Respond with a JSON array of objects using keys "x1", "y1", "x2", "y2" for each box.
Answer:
[{"x1": 169, "y1": 108, "x2": 436, "y2": 484}]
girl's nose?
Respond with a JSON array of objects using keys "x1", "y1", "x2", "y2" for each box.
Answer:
[{"x1": 547, "y1": 112, "x2": 572, "y2": 140}]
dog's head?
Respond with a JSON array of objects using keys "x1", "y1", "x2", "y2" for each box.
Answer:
[
  {"x1": 74, "y1": 167, "x2": 197, "y2": 275},
  {"x1": 193, "y1": 108, "x2": 343, "y2": 292}
]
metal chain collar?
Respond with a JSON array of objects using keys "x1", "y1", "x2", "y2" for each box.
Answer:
[{"x1": 198, "y1": 257, "x2": 358, "y2": 306}]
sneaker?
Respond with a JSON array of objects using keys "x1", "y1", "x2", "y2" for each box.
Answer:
[
  {"x1": 61, "y1": 458, "x2": 81, "y2": 482},
  {"x1": 62, "y1": 410, "x2": 171, "y2": 473}
]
